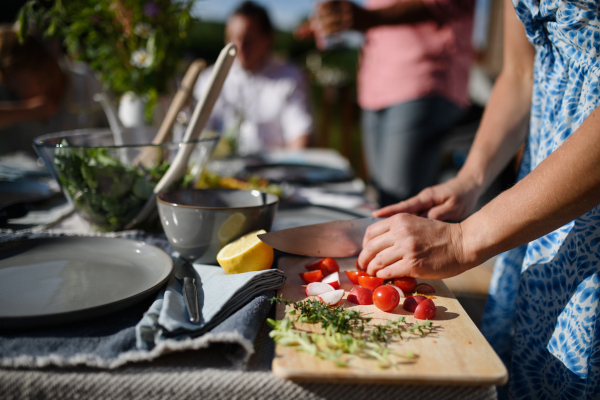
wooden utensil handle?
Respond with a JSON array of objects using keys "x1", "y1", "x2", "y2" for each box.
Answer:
[
  {"x1": 152, "y1": 59, "x2": 206, "y2": 145},
  {"x1": 153, "y1": 43, "x2": 237, "y2": 195}
]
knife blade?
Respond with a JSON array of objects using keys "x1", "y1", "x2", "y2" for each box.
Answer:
[
  {"x1": 258, "y1": 217, "x2": 382, "y2": 258},
  {"x1": 174, "y1": 259, "x2": 201, "y2": 324}
]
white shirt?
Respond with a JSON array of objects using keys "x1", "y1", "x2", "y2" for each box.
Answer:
[{"x1": 193, "y1": 57, "x2": 313, "y2": 155}]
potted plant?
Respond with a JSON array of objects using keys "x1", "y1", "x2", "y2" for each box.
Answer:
[{"x1": 17, "y1": 0, "x2": 196, "y2": 126}]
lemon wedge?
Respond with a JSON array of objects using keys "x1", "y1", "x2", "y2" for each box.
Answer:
[
  {"x1": 217, "y1": 212, "x2": 247, "y2": 245},
  {"x1": 217, "y1": 229, "x2": 274, "y2": 274}
]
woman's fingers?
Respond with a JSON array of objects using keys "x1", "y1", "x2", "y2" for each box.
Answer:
[
  {"x1": 362, "y1": 218, "x2": 391, "y2": 247},
  {"x1": 363, "y1": 243, "x2": 404, "y2": 276},
  {"x1": 426, "y1": 200, "x2": 459, "y2": 221},
  {"x1": 358, "y1": 213, "x2": 469, "y2": 280},
  {"x1": 372, "y1": 189, "x2": 438, "y2": 218},
  {"x1": 375, "y1": 259, "x2": 413, "y2": 280},
  {"x1": 358, "y1": 229, "x2": 395, "y2": 272}
]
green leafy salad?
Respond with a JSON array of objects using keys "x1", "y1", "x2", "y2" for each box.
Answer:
[{"x1": 54, "y1": 143, "x2": 175, "y2": 231}]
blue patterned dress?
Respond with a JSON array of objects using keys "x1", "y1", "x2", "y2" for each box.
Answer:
[{"x1": 480, "y1": 1, "x2": 600, "y2": 399}]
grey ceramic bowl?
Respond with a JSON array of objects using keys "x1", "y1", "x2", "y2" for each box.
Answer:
[{"x1": 157, "y1": 189, "x2": 279, "y2": 264}]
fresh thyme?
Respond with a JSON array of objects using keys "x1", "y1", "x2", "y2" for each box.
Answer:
[
  {"x1": 407, "y1": 319, "x2": 435, "y2": 336},
  {"x1": 269, "y1": 296, "x2": 435, "y2": 368}
]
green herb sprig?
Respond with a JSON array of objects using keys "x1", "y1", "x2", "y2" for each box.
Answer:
[{"x1": 269, "y1": 296, "x2": 434, "y2": 368}]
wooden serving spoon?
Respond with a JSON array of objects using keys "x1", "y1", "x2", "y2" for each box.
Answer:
[
  {"x1": 124, "y1": 43, "x2": 237, "y2": 230},
  {"x1": 134, "y1": 59, "x2": 206, "y2": 167}
]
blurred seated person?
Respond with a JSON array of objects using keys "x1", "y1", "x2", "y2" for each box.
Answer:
[
  {"x1": 193, "y1": 1, "x2": 313, "y2": 156},
  {"x1": 0, "y1": 26, "x2": 66, "y2": 134}
]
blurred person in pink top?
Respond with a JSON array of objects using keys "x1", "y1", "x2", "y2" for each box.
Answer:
[{"x1": 301, "y1": 0, "x2": 474, "y2": 206}]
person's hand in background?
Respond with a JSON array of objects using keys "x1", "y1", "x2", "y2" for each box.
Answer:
[
  {"x1": 293, "y1": 1, "x2": 370, "y2": 50},
  {"x1": 294, "y1": 0, "x2": 434, "y2": 46}
]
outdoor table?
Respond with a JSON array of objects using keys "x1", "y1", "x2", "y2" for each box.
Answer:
[{"x1": 0, "y1": 151, "x2": 499, "y2": 400}]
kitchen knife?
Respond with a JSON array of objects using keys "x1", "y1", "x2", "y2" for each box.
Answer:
[
  {"x1": 174, "y1": 259, "x2": 201, "y2": 324},
  {"x1": 258, "y1": 217, "x2": 382, "y2": 258}
]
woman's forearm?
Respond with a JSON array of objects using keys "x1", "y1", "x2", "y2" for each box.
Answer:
[{"x1": 461, "y1": 106, "x2": 600, "y2": 264}]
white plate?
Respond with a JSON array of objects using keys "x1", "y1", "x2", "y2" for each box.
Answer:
[{"x1": 0, "y1": 237, "x2": 172, "y2": 329}]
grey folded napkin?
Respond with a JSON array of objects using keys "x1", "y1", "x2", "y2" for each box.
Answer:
[{"x1": 136, "y1": 260, "x2": 286, "y2": 350}]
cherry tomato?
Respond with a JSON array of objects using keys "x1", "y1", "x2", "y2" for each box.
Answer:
[
  {"x1": 345, "y1": 270, "x2": 369, "y2": 284},
  {"x1": 320, "y1": 258, "x2": 340, "y2": 276},
  {"x1": 357, "y1": 275, "x2": 384, "y2": 291},
  {"x1": 373, "y1": 285, "x2": 400, "y2": 312},
  {"x1": 402, "y1": 295, "x2": 426, "y2": 312},
  {"x1": 305, "y1": 258, "x2": 340, "y2": 276},
  {"x1": 347, "y1": 286, "x2": 373, "y2": 305},
  {"x1": 299, "y1": 270, "x2": 323, "y2": 284},
  {"x1": 394, "y1": 277, "x2": 417, "y2": 294},
  {"x1": 414, "y1": 298, "x2": 437, "y2": 319},
  {"x1": 305, "y1": 259, "x2": 323, "y2": 271}
]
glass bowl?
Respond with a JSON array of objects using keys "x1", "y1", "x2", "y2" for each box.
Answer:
[{"x1": 34, "y1": 128, "x2": 218, "y2": 232}]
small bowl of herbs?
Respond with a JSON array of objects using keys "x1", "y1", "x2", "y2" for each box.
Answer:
[{"x1": 34, "y1": 129, "x2": 218, "y2": 232}]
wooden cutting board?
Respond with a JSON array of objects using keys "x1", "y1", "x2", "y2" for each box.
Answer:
[{"x1": 272, "y1": 257, "x2": 508, "y2": 386}]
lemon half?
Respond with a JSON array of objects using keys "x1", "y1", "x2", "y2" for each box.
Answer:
[{"x1": 216, "y1": 229, "x2": 274, "y2": 274}]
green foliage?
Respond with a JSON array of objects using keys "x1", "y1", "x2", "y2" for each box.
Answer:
[{"x1": 17, "y1": 0, "x2": 196, "y2": 102}]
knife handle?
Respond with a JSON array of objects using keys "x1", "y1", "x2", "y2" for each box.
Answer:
[{"x1": 182, "y1": 277, "x2": 200, "y2": 324}]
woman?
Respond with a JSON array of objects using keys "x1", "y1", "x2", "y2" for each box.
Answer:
[{"x1": 358, "y1": 0, "x2": 600, "y2": 398}]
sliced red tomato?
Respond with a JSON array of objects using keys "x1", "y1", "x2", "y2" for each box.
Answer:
[
  {"x1": 320, "y1": 258, "x2": 339, "y2": 276},
  {"x1": 357, "y1": 275, "x2": 384, "y2": 291},
  {"x1": 394, "y1": 277, "x2": 417, "y2": 294},
  {"x1": 305, "y1": 258, "x2": 339, "y2": 276},
  {"x1": 414, "y1": 298, "x2": 437, "y2": 319},
  {"x1": 345, "y1": 270, "x2": 369, "y2": 284},
  {"x1": 299, "y1": 270, "x2": 323, "y2": 284},
  {"x1": 305, "y1": 259, "x2": 323, "y2": 271},
  {"x1": 373, "y1": 285, "x2": 400, "y2": 312}
]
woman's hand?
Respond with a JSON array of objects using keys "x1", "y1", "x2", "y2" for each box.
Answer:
[
  {"x1": 358, "y1": 213, "x2": 473, "y2": 280},
  {"x1": 373, "y1": 175, "x2": 483, "y2": 221}
]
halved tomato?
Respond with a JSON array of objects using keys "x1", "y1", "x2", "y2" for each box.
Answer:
[
  {"x1": 414, "y1": 298, "x2": 437, "y2": 319},
  {"x1": 357, "y1": 275, "x2": 384, "y2": 291},
  {"x1": 394, "y1": 277, "x2": 417, "y2": 294},
  {"x1": 305, "y1": 259, "x2": 323, "y2": 271},
  {"x1": 320, "y1": 258, "x2": 340, "y2": 276},
  {"x1": 299, "y1": 270, "x2": 323, "y2": 284},
  {"x1": 345, "y1": 270, "x2": 369, "y2": 284},
  {"x1": 305, "y1": 258, "x2": 340, "y2": 276}
]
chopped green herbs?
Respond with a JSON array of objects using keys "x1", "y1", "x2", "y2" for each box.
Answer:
[{"x1": 269, "y1": 296, "x2": 435, "y2": 368}]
